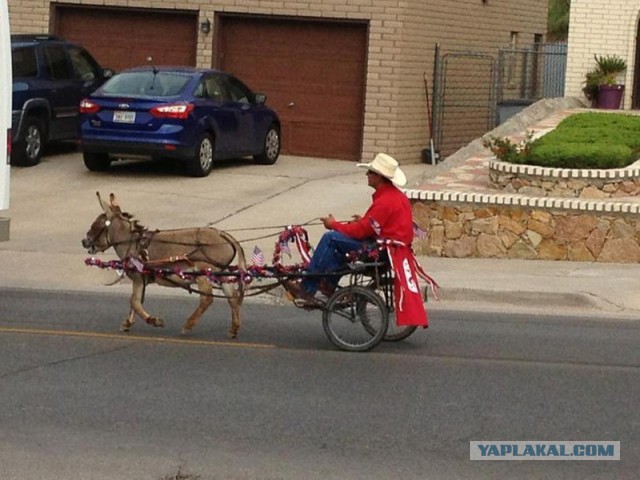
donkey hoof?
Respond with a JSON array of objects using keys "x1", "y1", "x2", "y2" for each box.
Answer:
[
  {"x1": 120, "y1": 324, "x2": 131, "y2": 333},
  {"x1": 146, "y1": 316, "x2": 165, "y2": 328},
  {"x1": 180, "y1": 327, "x2": 192, "y2": 336},
  {"x1": 228, "y1": 329, "x2": 238, "y2": 339}
]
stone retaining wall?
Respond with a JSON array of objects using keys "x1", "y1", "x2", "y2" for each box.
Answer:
[
  {"x1": 489, "y1": 159, "x2": 640, "y2": 198},
  {"x1": 407, "y1": 190, "x2": 640, "y2": 263}
]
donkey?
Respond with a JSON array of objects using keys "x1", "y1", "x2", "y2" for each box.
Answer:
[{"x1": 82, "y1": 192, "x2": 246, "y2": 338}]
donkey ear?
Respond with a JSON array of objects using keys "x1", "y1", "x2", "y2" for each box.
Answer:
[
  {"x1": 96, "y1": 192, "x2": 110, "y2": 213},
  {"x1": 109, "y1": 193, "x2": 121, "y2": 209}
]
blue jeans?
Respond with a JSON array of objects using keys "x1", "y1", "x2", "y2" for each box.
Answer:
[{"x1": 301, "y1": 231, "x2": 371, "y2": 294}]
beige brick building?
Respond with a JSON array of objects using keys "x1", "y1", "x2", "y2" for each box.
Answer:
[
  {"x1": 8, "y1": 0, "x2": 547, "y2": 164},
  {"x1": 565, "y1": 0, "x2": 640, "y2": 109}
]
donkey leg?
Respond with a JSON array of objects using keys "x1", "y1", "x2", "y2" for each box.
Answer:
[
  {"x1": 222, "y1": 283, "x2": 244, "y2": 339},
  {"x1": 181, "y1": 278, "x2": 213, "y2": 335},
  {"x1": 120, "y1": 308, "x2": 136, "y2": 332},
  {"x1": 130, "y1": 277, "x2": 165, "y2": 328}
]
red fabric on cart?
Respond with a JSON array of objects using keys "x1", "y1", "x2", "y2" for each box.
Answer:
[{"x1": 385, "y1": 243, "x2": 428, "y2": 327}]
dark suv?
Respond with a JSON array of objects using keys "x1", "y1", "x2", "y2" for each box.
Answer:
[{"x1": 11, "y1": 35, "x2": 113, "y2": 166}]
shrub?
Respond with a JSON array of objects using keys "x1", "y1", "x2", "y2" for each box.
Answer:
[
  {"x1": 482, "y1": 132, "x2": 533, "y2": 164},
  {"x1": 583, "y1": 54, "x2": 627, "y2": 103},
  {"x1": 594, "y1": 54, "x2": 627, "y2": 85},
  {"x1": 530, "y1": 143, "x2": 632, "y2": 169},
  {"x1": 486, "y1": 112, "x2": 640, "y2": 169}
]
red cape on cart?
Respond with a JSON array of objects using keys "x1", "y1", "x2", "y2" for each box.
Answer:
[{"x1": 387, "y1": 244, "x2": 429, "y2": 327}]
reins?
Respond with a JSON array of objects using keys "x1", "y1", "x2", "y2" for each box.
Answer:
[
  {"x1": 103, "y1": 214, "x2": 233, "y2": 268},
  {"x1": 205, "y1": 218, "x2": 324, "y2": 245},
  {"x1": 104, "y1": 217, "x2": 324, "y2": 248},
  {"x1": 90, "y1": 211, "x2": 324, "y2": 298}
]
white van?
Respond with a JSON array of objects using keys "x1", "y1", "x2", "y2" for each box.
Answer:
[{"x1": 0, "y1": 0, "x2": 11, "y2": 241}]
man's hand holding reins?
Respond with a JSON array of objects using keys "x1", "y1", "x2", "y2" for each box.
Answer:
[{"x1": 321, "y1": 214, "x2": 336, "y2": 229}]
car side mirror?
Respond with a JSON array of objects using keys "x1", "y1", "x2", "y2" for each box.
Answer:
[
  {"x1": 103, "y1": 68, "x2": 115, "y2": 79},
  {"x1": 254, "y1": 93, "x2": 267, "y2": 105}
]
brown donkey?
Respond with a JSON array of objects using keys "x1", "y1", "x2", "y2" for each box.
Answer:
[{"x1": 82, "y1": 192, "x2": 246, "y2": 337}]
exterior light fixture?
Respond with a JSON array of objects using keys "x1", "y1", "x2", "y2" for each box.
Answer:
[{"x1": 200, "y1": 19, "x2": 211, "y2": 34}]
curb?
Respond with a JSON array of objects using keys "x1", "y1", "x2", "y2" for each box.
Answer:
[{"x1": 435, "y1": 287, "x2": 631, "y2": 314}]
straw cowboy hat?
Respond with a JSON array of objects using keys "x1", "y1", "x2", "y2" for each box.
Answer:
[{"x1": 357, "y1": 153, "x2": 407, "y2": 187}]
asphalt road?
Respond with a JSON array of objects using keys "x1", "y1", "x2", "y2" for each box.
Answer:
[{"x1": 1, "y1": 288, "x2": 638, "y2": 480}]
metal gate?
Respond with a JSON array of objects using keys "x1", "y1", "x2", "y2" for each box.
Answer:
[
  {"x1": 432, "y1": 43, "x2": 567, "y2": 159},
  {"x1": 497, "y1": 43, "x2": 567, "y2": 102},
  {"x1": 432, "y1": 47, "x2": 496, "y2": 158}
]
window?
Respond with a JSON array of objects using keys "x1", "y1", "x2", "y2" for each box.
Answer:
[
  {"x1": 11, "y1": 46, "x2": 38, "y2": 78},
  {"x1": 102, "y1": 71, "x2": 191, "y2": 97},
  {"x1": 43, "y1": 45, "x2": 72, "y2": 80},
  {"x1": 68, "y1": 47, "x2": 100, "y2": 81},
  {"x1": 510, "y1": 31, "x2": 519, "y2": 49},
  {"x1": 506, "y1": 31, "x2": 519, "y2": 87},
  {"x1": 224, "y1": 76, "x2": 252, "y2": 103},
  {"x1": 203, "y1": 75, "x2": 228, "y2": 101}
]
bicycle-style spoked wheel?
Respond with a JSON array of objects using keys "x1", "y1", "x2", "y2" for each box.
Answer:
[
  {"x1": 322, "y1": 286, "x2": 388, "y2": 352},
  {"x1": 365, "y1": 280, "x2": 418, "y2": 341},
  {"x1": 383, "y1": 309, "x2": 418, "y2": 342}
]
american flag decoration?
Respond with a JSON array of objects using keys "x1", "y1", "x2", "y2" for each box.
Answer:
[
  {"x1": 279, "y1": 240, "x2": 291, "y2": 257},
  {"x1": 251, "y1": 245, "x2": 265, "y2": 266},
  {"x1": 413, "y1": 221, "x2": 428, "y2": 240}
]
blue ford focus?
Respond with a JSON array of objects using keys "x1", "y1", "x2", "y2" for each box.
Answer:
[{"x1": 78, "y1": 66, "x2": 281, "y2": 177}]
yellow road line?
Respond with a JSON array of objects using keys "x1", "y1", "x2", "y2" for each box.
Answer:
[{"x1": 0, "y1": 326, "x2": 276, "y2": 349}]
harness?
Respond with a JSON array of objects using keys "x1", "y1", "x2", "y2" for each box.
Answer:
[{"x1": 92, "y1": 213, "x2": 243, "y2": 298}]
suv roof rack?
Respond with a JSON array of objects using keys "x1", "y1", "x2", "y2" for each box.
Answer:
[{"x1": 11, "y1": 34, "x2": 65, "y2": 42}]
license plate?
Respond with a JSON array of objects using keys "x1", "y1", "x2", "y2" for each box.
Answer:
[{"x1": 113, "y1": 111, "x2": 136, "y2": 123}]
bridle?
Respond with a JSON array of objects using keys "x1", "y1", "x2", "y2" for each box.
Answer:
[{"x1": 84, "y1": 212, "x2": 146, "y2": 257}]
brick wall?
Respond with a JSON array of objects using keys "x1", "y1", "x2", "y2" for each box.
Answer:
[
  {"x1": 565, "y1": 0, "x2": 637, "y2": 108},
  {"x1": 7, "y1": 0, "x2": 547, "y2": 164}
]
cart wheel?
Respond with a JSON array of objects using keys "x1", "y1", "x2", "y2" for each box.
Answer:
[
  {"x1": 365, "y1": 280, "x2": 418, "y2": 342},
  {"x1": 322, "y1": 286, "x2": 388, "y2": 352},
  {"x1": 383, "y1": 312, "x2": 418, "y2": 342}
]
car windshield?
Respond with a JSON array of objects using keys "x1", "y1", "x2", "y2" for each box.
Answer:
[{"x1": 101, "y1": 71, "x2": 191, "y2": 97}]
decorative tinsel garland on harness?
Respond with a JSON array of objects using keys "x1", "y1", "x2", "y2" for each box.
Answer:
[{"x1": 85, "y1": 224, "x2": 439, "y2": 301}]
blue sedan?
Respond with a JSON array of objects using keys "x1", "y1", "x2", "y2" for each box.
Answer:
[{"x1": 78, "y1": 66, "x2": 281, "y2": 177}]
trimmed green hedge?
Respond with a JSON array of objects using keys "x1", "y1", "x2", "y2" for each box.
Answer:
[
  {"x1": 485, "y1": 112, "x2": 640, "y2": 169},
  {"x1": 529, "y1": 143, "x2": 631, "y2": 169}
]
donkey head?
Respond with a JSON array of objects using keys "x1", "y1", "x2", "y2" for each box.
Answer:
[{"x1": 81, "y1": 192, "x2": 125, "y2": 254}]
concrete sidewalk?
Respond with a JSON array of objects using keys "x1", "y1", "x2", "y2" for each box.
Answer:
[
  {"x1": 0, "y1": 148, "x2": 638, "y2": 319},
  {"x1": 1, "y1": 248, "x2": 639, "y2": 318},
  {"x1": 422, "y1": 255, "x2": 640, "y2": 316}
]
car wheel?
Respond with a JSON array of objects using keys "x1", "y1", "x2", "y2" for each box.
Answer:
[
  {"x1": 83, "y1": 152, "x2": 111, "y2": 172},
  {"x1": 253, "y1": 124, "x2": 280, "y2": 165},
  {"x1": 187, "y1": 134, "x2": 214, "y2": 177},
  {"x1": 12, "y1": 117, "x2": 44, "y2": 167}
]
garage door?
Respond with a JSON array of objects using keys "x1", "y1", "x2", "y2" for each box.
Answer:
[
  {"x1": 55, "y1": 7, "x2": 197, "y2": 72},
  {"x1": 218, "y1": 16, "x2": 367, "y2": 161}
]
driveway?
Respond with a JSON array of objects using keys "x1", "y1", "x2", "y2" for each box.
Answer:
[{"x1": 0, "y1": 147, "x2": 429, "y2": 293}]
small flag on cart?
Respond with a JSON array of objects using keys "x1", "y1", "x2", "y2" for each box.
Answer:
[
  {"x1": 251, "y1": 245, "x2": 265, "y2": 266},
  {"x1": 279, "y1": 241, "x2": 291, "y2": 257}
]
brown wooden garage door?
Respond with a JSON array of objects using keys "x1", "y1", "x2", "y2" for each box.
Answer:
[
  {"x1": 218, "y1": 16, "x2": 367, "y2": 161},
  {"x1": 55, "y1": 7, "x2": 197, "y2": 72}
]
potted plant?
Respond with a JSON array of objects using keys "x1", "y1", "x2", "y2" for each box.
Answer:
[{"x1": 583, "y1": 54, "x2": 627, "y2": 109}]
